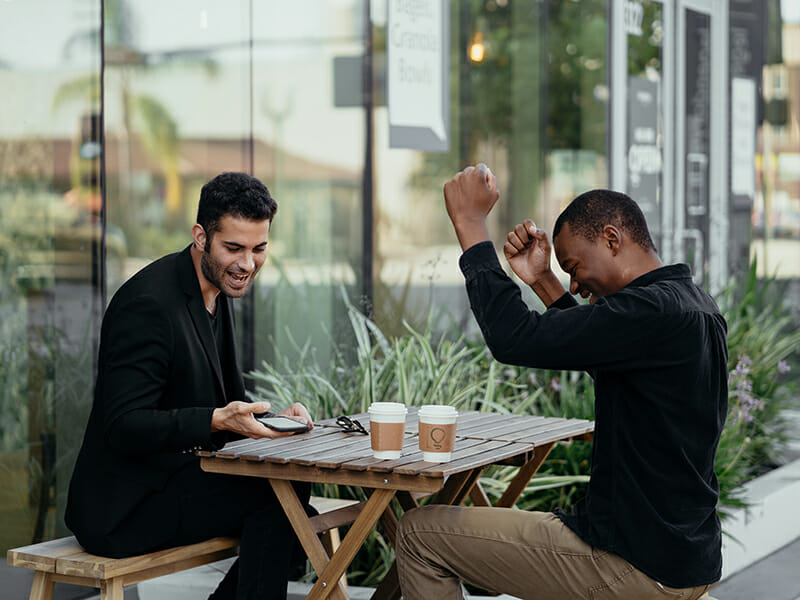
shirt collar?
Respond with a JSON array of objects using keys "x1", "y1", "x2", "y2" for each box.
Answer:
[{"x1": 625, "y1": 263, "x2": 693, "y2": 289}]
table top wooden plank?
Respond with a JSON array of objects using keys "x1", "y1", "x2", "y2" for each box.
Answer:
[
  {"x1": 392, "y1": 438, "x2": 526, "y2": 475},
  {"x1": 459, "y1": 416, "x2": 590, "y2": 442},
  {"x1": 291, "y1": 435, "x2": 374, "y2": 467},
  {"x1": 204, "y1": 426, "x2": 340, "y2": 459},
  {"x1": 201, "y1": 457, "x2": 445, "y2": 493},
  {"x1": 333, "y1": 435, "x2": 422, "y2": 472},
  {"x1": 513, "y1": 420, "x2": 595, "y2": 445},
  {"x1": 238, "y1": 430, "x2": 363, "y2": 463},
  {"x1": 362, "y1": 436, "x2": 496, "y2": 475},
  {"x1": 472, "y1": 418, "x2": 591, "y2": 443},
  {"x1": 417, "y1": 440, "x2": 539, "y2": 478},
  {"x1": 453, "y1": 413, "x2": 532, "y2": 437}
]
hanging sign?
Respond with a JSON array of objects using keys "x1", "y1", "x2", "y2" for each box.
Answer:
[{"x1": 388, "y1": 0, "x2": 450, "y2": 152}]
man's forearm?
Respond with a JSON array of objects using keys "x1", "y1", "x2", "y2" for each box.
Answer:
[
  {"x1": 452, "y1": 217, "x2": 491, "y2": 251},
  {"x1": 529, "y1": 270, "x2": 567, "y2": 307}
]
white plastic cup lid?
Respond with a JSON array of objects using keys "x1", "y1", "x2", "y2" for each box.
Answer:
[
  {"x1": 418, "y1": 405, "x2": 457, "y2": 418},
  {"x1": 368, "y1": 402, "x2": 408, "y2": 415}
]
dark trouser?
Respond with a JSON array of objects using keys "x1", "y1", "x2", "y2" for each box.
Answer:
[{"x1": 95, "y1": 460, "x2": 311, "y2": 600}]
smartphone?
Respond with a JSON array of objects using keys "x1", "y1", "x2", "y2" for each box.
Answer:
[{"x1": 253, "y1": 412, "x2": 310, "y2": 433}]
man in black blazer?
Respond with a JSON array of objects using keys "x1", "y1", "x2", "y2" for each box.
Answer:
[{"x1": 66, "y1": 172, "x2": 313, "y2": 600}]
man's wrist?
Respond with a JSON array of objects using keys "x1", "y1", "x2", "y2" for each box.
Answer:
[
  {"x1": 210, "y1": 407, "x2": 224, "y2": 433},
  {"x1": 529, "y1": 270, "x2": 566, "y2": 307},
  {"x1": 452, "y1": 217, "x2": 490, "y2": 251}
]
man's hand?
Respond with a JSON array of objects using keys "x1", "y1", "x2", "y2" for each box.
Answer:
[
  {"x1": 503, "y1": 219, "x2": 552, "y2": 284},
  {"x1": 276, "y1": 403, "x2": 314, "y2": 431},
  {"x1": 503, "y1": 219, "x2": 566, "y2": 307},
  {"x1": 443, "y1": 163, "x2": 500, "y2": 251},
  {"x1": 211, "y1": 401, "x2": 314, "y2": 439}
]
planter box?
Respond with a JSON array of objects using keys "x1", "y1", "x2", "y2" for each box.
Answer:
[{"x1": 721, "y1": 456, "x2": 800, "y2": 579}]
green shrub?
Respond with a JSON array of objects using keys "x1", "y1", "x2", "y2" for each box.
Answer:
[{"x1": 714, "y1": 260, "x2": 800, "y2": 520}]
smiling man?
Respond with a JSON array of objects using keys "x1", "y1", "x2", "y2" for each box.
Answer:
[
  {"x1": 66, "y1": 172, "x2": 313, "y2": 600},
  {"x1": 395, "y1": 165, "x2": 728, "y2": 600}
]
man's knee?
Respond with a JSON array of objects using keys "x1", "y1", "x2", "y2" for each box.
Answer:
[{"x1": 397, "y1": 504, "x2": 454, "y2": 558}]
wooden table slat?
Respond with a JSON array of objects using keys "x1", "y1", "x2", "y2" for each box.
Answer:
[
  {"x1": 514, "y1": 421, "x2": 595, "y2": 445},
  {"x1": 360, "y1": 436, "x2": 500, "y2": 475},
  {"x1": 237, "y1": 431, "x2": 366, "y2": 462},
  {"x1": 218, "y1": 427, "x2": 343, "y2": 459},
  {"x1": 452, "y1": 413, "x2": 522, "y2": 436},
  {"x1": 459, "y1": 416, "x2": 589, "y2": 442},
  {"x1": 419, "y1": 440, "x2": 538, "y2": 478},
  {"x1": 335, "y1": 435, "x2": 422, "y2": 472},
  {"x1": 392, "y1": 438, "x2": 523, "y2": 476},
  {"x1": 290, "y1": 436, "x2": 375, "y2": 467}
]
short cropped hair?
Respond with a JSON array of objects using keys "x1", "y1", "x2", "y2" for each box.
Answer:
[
  {"x1": 553, "y1": 189, "x2": 656, "y2": 252},
  {"x1": 196, "y1": 172, "x2": 277, "y2": 238}
]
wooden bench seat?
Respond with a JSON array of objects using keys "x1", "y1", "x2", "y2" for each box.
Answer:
[{"x1": 7, "y1": 496, "x2": 359, "y2": 600}]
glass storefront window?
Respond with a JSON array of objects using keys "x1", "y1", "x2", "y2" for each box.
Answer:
[
  {"x1": 373, "y1": 0, "x2": 608, "y2": 327},
  {"x1": 0, "y1": 1, "x2": 102, "y2": 549}
]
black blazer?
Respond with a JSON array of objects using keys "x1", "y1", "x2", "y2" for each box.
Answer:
[{"x1": 65, "y1": 245, "x2": 244, "y2": 553}]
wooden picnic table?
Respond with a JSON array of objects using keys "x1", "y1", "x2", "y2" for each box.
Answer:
[{"x1": 199, "y1": 407, "x2": 593, "y2": 600}]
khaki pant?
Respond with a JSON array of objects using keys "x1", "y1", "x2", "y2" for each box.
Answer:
[{"x1": 396, "y1": 505, "x2": 716, "y2": 600}]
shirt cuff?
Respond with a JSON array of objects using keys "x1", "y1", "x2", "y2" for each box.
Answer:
[
  {"x1": 459, "y1": 241, "x2": 501, "y2": 280},
  {"x1": 550, "y1": 292, "x2": 578, "y2": 310}
]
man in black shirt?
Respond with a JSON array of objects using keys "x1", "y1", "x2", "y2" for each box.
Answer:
[{"x1": 396, "y1": 164, "x2": 727, "y2": 600}]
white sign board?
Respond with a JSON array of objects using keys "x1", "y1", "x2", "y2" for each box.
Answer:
[
  {"x1": 731, "y1": 77, "x2": 756, "y2": 197},
  {"x1": 388, "y1": 0, "x2": 450, "y2": 152}
]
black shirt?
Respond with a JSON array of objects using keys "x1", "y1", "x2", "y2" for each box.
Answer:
[
  {"x1": 208, "y1": 300, "x2": 237, "y2": 406},
  {"x1": 459, "y1": 241, "x2": 728, "y2": 588}
]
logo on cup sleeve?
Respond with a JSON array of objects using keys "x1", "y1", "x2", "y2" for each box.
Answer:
[{"x1": 429, "y1": 427, "x2": 447, "y2": 450}]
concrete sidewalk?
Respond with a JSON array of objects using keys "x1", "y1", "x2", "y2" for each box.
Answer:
[{"x1": 710, "y1": 535, "x2": 800, "y2": 600}]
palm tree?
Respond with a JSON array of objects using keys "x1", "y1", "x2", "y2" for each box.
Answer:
[{"x1": 53, "y1": 0, "x2": 217, "y2": 229}]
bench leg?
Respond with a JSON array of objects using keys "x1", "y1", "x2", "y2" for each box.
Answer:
[
  {"x1": 28, "y1": 571, "x2": 55, "y2": 600},
  {"x1": 100, "y1": 578, "x2": 124, "y2": 600}
]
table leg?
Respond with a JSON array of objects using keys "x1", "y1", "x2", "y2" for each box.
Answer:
[
  {"x1": 378, "y1": 503, "x2": 399, "y2": 548},
  {"x1": 468, "y1": 480, "x2": 492, "y2": 507},
  {"x1": 269, "y1": 479, "x2": 349, "y2": 600},
  {"x1": 435, "y1": 468, "x2": 484, "y2": 506},
  {"x1": 495, "y1": 441, "x2": 556, "y2": 508},
  {"x1": 306, "y1": 488, "x2": 396, "y2": 600}
]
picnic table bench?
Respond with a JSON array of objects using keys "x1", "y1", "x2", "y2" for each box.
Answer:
[{"x1": 6, "y1": 496, "x2": 357, "y2": 600}]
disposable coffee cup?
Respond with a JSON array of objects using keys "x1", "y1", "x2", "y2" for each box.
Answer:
[
  {"x1": 418, "y1": 405, "x2": 458, "y2": 462},
  {"x1": 368, "y1": 402, "x2": 408, "y2": 459}
]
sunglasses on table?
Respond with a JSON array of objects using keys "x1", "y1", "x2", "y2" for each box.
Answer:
[{"x1": 335, "y1": 415, "x2": 368, "y2": 435}]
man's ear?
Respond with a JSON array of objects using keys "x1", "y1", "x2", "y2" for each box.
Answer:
[
  {"x1": 602, "y1": 225, "x2": 621, "y2": 256},
  {"x1": 191, "y1": 224, "x2": 207, "y2": 251}
]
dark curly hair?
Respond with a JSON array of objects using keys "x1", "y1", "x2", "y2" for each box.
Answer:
[
  {"x1": 553, "y1": 189, "x2": 657, "y2": 252},
  {"x1": 196, "y1": 172, "x2": 277, "y2": 240}
]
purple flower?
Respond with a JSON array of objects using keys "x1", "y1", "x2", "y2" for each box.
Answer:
[
  {"x1": 733, "y1": 355, "x2": 752, "y2": 377},
  {"x1": 777, "y1": 360, "x2": 791, "y2": 374},
  {"x1": 550, "y1": 378, "x2": 563, "y2": 392}
]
